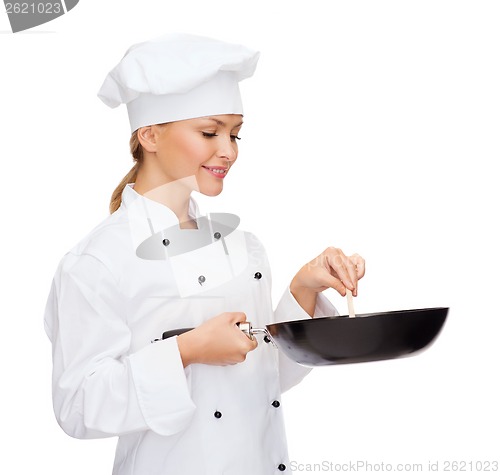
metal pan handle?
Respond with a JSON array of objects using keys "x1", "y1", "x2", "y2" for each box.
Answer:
[{"x1": 245, "y1": 326, "x2": 276, "y2": 346}]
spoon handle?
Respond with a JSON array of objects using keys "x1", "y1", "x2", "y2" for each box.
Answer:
[{"x1": 346, "y1": 288, "x2": 356, "y2": 318}]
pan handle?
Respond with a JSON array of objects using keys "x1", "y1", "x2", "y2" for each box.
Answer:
[
  {"x1": 232, "y1": 322, "x2": 278, "y2": 348},
  {"x1": 161, "y1": 327, "x2": 193, "y2": 340},
  {"x1": 158, "y1": 322, "x2": 277, "y2": 347},
  {"x1": 245, "y1": 326, "x2": 275, "y2": 345}
]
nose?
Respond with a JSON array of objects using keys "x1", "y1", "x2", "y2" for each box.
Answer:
[{"x1": 217, "y1": 135, "x2": 238, "y2": 163}]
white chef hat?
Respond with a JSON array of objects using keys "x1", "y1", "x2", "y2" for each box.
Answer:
[{"x1": 97, "y1": 33, "x2": 260, "y2": 133}]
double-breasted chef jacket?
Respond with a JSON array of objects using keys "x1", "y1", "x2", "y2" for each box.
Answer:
[{"x1": 44, "y1": 184, "x2": 338, "y2": 475}]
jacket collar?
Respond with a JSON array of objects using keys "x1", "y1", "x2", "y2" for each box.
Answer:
[
  {"x1": 120, "y1": 183, "x2": 203, "y2": 255},
  {"x1": 121, "y1": 183, "x2": 201, "y2": 232},
  {"x1": 120, "y1": 184, "x2": 240, "y2": 261}
]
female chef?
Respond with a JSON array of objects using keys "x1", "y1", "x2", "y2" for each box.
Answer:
[{"x1": 44, "y1": 33, "x2": 365, "y2": 474}]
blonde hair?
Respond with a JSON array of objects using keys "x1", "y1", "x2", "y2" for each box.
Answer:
[{"x1": 109, "y1": 131, "x2": 143, "y2": 214}]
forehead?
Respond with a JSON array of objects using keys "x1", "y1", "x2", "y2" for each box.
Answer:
[{"x1": 185, "y1": 114, "x2": 244, "y2": 128}]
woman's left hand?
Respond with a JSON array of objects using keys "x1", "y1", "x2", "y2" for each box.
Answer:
[{"x1": 290, "y1": 247, "x2": 365, "y2": 316}]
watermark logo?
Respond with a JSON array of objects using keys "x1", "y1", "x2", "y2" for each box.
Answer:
[{"x1": 3, "y1": 0, "x2": 78, "y2": 32}]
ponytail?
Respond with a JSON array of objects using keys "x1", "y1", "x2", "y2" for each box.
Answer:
[{"x1": 109, "y1": 131, "x2": 143, "y2": 214}]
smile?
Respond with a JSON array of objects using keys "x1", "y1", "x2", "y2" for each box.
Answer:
[{"x1": 202, "y1": 166, "x2": 228, "y2": 178}]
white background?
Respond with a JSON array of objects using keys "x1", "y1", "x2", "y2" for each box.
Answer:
[{"x1": 1, "y1": 1, "x2": 499, "y2": 473}]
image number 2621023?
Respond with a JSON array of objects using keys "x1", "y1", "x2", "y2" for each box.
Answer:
[{"x1": 3, "y1": 0, "x2": 79, "y2": 33}]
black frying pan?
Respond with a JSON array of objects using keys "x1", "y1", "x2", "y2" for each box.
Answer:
[{"x1": 161, "y1": 307, "x2": 448, "y2": 366}]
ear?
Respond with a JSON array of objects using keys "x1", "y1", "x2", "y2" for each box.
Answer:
[{"x1": 137, "y1": 126, "x2": 158, "y2": 153}]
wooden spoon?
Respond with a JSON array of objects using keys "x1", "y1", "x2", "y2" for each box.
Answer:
[{"x1": 346, "y1": 288, "x2": 356, "y2": 318}]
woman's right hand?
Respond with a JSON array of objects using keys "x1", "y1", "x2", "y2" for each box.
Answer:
[{"x1": 176, "y1": 312, "x2": 258, "y2": 367}]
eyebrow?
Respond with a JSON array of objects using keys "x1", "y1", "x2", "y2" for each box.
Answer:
[{"x1": 206, "y1": 117, "x2": 244, "y2": 128}]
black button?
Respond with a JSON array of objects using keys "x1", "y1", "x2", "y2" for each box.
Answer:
[
  {"x1": 198, "y1": 275, "x2": 206, "y2": 285},
  {"x1": 272, "y1": 400, "x2": 280, "y2": 408},
  {"x1": 278, "y1": 464, "x2": 286, "y2": 471},
  {"x1": 214, "y1": 232, "x2": 221, "y2": 239},
  {"x1": 264, "y1": 335, "x2": 272, "y2": 344},
  {"x1": 254, "y1": 272, "x2": 262, "y2": 280},
  {"x1": 214, "y1": 411, "x2": 222, "y2": 419},
  {"x1": 162, "y1": 238, "x2": 170, "y2": 246}
]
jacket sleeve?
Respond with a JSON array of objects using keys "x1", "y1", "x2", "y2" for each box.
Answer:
[
  {"x1": 274, "y1": 287, "x2": 338, "y2": 393},
  {"x1": 44, "y1": 252, "x2": 196, "y2": 439}
]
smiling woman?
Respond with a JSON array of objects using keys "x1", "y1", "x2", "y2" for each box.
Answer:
[
  {"x1": 132, "y1": 115, "x2": 243, "y2": 205},
  {"x1": 108, "y1": 114, "x2": 244, "y2": 227},
  {"x1": 43, "y1": 32, "x2": 365, "y2": 475}
]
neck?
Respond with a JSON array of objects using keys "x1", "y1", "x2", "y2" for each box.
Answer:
[{"x1": 134, "y1": 176, "x2": 199, "y2": 226}]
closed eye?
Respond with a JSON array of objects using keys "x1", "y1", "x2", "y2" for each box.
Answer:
[{"x1": 202, "y1": 131, "x2": 241, "y2": 141}]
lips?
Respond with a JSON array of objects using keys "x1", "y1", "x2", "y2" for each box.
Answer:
[{"x1": 202, "y1": 166, "x2": 228, "y2": 178}]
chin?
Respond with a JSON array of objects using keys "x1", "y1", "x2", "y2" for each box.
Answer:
[{"x1": 199, "y1": 186, "x2": 224, "y2": 197}]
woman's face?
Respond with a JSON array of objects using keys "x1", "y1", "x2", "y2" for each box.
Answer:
[{"x1": 147, "y1": 114, "x2": 243, "y2": 196}]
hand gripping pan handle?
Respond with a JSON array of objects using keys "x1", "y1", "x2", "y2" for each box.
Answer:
[{"x1": 160, "y1": 322, "x2": 276, "y2": 346}]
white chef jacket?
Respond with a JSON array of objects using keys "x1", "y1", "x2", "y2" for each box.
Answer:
[{"x1": 44, "y1": 184, "x2": 338, "y2": 475}]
